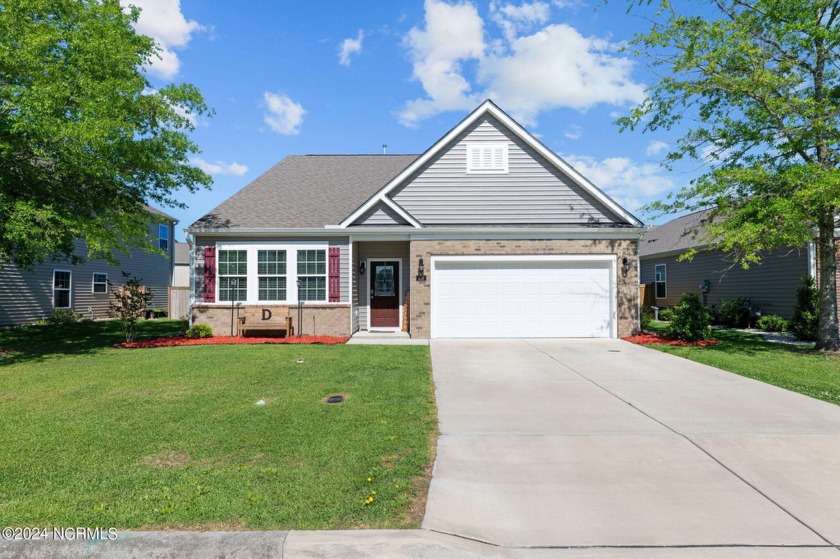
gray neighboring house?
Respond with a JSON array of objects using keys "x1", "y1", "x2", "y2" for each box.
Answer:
[
  {"x1": 0, "y1": 207, "x2": 177, "y2": 327},
  {"x1": 639, "y1": 210, "x2": 814, "y2": 319},
  {"x1": 172, "y1": 241, "x2": 190, "y2": 287},
  {"x1": 186, "y1": 100, "x2": 645, "y2": 339}
]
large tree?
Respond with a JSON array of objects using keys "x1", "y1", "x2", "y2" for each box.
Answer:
[
  {"x1": 0, "y1": 0, "x2": 211, "y2": 270},
  {"x1": 620, "y1": 0, "x2": 840, "y2": 350}
]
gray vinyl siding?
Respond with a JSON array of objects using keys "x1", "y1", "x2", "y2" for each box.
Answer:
[
  {"x1": 639, "y1": 246, "x2": 809, "y2": 319},
  {"x1": 351, "y1": 242, "x2": 359, "y2": 333},
  {"x1": 351, "y1": 203, "x2": 409, "y2": 226},
  {"x1": 389, "y1": 115, "x2": 621, "y2": 225},
  {"x1": 193, "y1": 236, "x2": 350, "y2": 303},
  {"x1": 0, "y1": 222, "x2": 174, "y2": 327},
  {"x1": 355, "y1": 241, "x2": 410, "y2": 330}
]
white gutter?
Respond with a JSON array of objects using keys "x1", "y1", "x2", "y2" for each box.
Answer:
[{"x1": 188, "y1": 226, "x2": 646, "y2": 239}]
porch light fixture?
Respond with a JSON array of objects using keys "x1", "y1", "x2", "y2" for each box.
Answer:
[
  {"x1": 621, "y1": 257, "x2": 631, "y2": 277},
  {"x1": 358, "y1": 261, "x2": 366, "y2": 275},
  {"x1": 416, "y1": 257, "x2": 427, "y2": 281}
]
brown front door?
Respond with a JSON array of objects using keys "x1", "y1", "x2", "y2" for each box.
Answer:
[{"x1": 370, "y1": 261, "x2": 400, "y2": 328}]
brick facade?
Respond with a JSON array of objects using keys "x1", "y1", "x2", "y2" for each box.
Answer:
[
  {"x1": 407, "y1": 239, "x2": 639, "y2": 338},
  {"x1": 192, "y1": 304, "x2": 351, "y2": 337}
]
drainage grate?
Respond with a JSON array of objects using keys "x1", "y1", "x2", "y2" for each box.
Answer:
[{"x1": 325, "y1": 395, "x2": 344, "y2": 404}]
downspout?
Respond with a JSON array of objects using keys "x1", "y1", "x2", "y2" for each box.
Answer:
[
  {"x1": 808, "y1": 240, "x2": 817, "y2": 279},
  {"x1": 186, "y1": 229, "x2": 195, "y2": 328}
]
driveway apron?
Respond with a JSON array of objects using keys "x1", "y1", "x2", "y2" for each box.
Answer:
[{"x1": 423, "y1": 339, "x2": 840, "y2": 551}]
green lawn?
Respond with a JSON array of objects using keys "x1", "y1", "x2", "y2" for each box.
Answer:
[
  {"x1": 644, "y1": 321, "x2": 840, "y2": 406},
  {"x1": 0, "y1": 320, "x2": 436, "y2": 530}
]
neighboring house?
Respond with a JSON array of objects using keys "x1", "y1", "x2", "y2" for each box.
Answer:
[
  {"x1": 186, "y1": 100, "x2": 645, "y2": 339},
  {"x1": 639, "y1": 210, "x2": 813, "y2": 319},
  {"x1": 172, "y1": 241, "x2": 190, "y2": 287},
  {"x1": 0, "y1": 207, "x2": 176, "y2": 327}
]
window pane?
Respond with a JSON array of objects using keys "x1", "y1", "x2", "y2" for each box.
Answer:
[
  {"x1": 297, "y1": 250, "x2": 325, "y2": 275},
  {"x1": 655, "y1": 282, "x2": 666, "y2": 299},
  {"x1": 93, "y1": 273, "x2": 108, "y2": 294},
  {"x1": 259, "y1": 276, "x2": 286, "y2": 301},
  {"x1": 219, "y1": 276, "x2": 247, "y2": 301},
  {"x1": 299, "y1": 276, "x2": 326, "y2": 301},
  {"x1": 54, "y1": 271, "x2": 70, "y2": 289},
  {"x1": 258, "y1": 250, "x2": 286, "y2": 275},
  {"x1": 54, "y1": 289, "x2": 70, "y2": 308}
]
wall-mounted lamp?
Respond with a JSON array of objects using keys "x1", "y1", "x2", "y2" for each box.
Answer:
[
  {"x1": 416, "y1": 257, "x2": 427, "y2": 281},
  {"x1": 358, "y1": 261, "x2": 366, "y2": 275},
  {"x1": 621, "y1": 257, "x2": 631, "y2": 277}
]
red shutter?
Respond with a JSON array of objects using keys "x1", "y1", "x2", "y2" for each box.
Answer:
[
  {"x1": 203, "y1": 247, "x2": 216, "y2": 303},
  {"x1": 328, "y1": 247, "x2": 340, "y2": 302}
]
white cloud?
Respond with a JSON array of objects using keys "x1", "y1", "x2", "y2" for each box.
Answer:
[
  {"x1": 562, "y1": 153, "x2": 675, "y2": 213},
  {"x1": 398, "y1": 0, "x2": 485, "y2": 126},
  {"x1": 338, "y1": 30, "x2": 365, "y2": 66},
  {"x1": 645, "y1": 140, "x2": 669, "y2": 156},
  {"x1": 125, "y1": 0, "x2": 203, "y2": 80},
  {"x1": 563, "y1": 124, "x2": 582, "y2": 140},
  {"x1": 262, "y1": 92, "x2": 306, "y2": 135},
  {"x1": 191, "y1": 158, "x2": 249, "y2": 176},
  {"x1": 491, "y1": 1, "x2": 551, "y2": 42},
  {"x1": 399, "y1": 0, "x2": 644, "y2": 127}
]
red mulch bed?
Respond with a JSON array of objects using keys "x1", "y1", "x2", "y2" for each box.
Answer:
[
  {"x1": 117, "y1": 335, "x2": 349, "y2": 349},
  {"x1": 622, "y1": 333, "x2": 719, "y2": 347}
]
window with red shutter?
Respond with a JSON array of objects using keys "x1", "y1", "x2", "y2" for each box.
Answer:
[
  {"x1": 203, "y1": 247, "x2": 216, "y2": 303},
  {"x1": 328, "y1": 247, "x2": 340, "y2": 302}
]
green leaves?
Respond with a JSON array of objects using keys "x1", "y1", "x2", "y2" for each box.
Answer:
[{"x1": 0, "y1": 0, "x2": 212, "y2": 269}]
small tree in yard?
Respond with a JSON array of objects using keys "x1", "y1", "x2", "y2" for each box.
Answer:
[
  {"x1": 668, "y1": 293, "x2": 712, "y2": 342},
  {"x1": 111, "y1": 273, "x2": 153, "y2": 342},
  {"x1": 790, "y1": 276, "x2": 820, "y2": 342}
]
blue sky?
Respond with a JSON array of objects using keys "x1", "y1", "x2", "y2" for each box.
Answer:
[{"x1": 131, "y1": 0, "x2": 700, "y2": 240}]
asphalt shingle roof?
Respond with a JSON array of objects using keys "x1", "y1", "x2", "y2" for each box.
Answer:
[
  {"x1": 639, "y1": 209, "x2": 715, "y2": 257},
  {"x1": 190, "y1": 155, "x2": 418, "y2": 230}
]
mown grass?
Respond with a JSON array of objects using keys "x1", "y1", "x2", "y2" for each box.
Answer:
[
  {"x1": 0, "y1": 320, "x2": 435, "y2": 529},
  {"x1": 644, "y1": 321, "x2": 840, "y2": 406}
]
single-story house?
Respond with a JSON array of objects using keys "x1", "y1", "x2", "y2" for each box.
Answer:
[
  {"x1": 639, "y1": 210, "x2": 814, "y2": 319},
  {"x1": 0, "y1": 207, "x2": 176, "y2": 327},
  {"x1": 186, "y1": 100, "x2": 645, "y2": 339}
]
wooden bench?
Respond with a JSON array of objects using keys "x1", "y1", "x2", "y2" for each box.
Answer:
[{"x1": 237, "y1": 316, "x2": 293, "y2": 338}]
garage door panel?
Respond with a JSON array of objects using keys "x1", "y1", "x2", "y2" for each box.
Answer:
[{"x1": 432, "y1": 259, "x2": 614, "y2": 338}]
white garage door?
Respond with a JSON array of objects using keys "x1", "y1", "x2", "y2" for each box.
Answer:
[{"x1": 432, "y1": 256, "x2": 614, "y2": 338}]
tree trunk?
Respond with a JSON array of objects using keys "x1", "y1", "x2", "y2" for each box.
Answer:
[{"x1": 816, "y1": 211, "x2": 840, "y2": 351}]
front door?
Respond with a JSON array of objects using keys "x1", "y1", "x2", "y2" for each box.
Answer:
[{"x1": 370, "y1": 261, "x2": 400, "y2": 328}]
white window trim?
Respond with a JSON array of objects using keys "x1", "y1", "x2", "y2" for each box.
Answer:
[
  {"x1": 654, "y1": 263, "x2": 667, "y2": 300},
  {"x1": 92, "y1": 272, "x2": 108, "y2": 294},
  {"x1": 430, "y1": 254, "x2": 617, "y2": 339},
  {"x1": 215, "y1": 242, "x2": 331, "y2": 305},
  {"x1": 365, "y1": 257, "x2": 403, "y2": 332},
  {"x1": 53, "y1": 269, "x2": 72, "y2": 309},
  {"x1": 466, "y1": 142, "x2": 509, "y2": 174},
  {"x1": 256, "y1": 249, "x2": 288, "y2": 303}
]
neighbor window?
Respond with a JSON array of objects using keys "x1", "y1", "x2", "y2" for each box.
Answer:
[
  {"x1": 297, "y1": 249, "x2": 326, "y2": 301},
  {"x1": 258, "y1": 249, "x2": 287, "y2": 301},
  {"x1": 158, "y1": 224, "x2": 169, "y2": 251},
  {"x1": 466, "y1": 143, "x2": 509, "y2": 173},
  {"x1": 53, "y1": 270, "x2": 71, "y2": 308},
  {"x1": 218, "y1": 250, "x2": 247, "y2": 301},
  {"x1": 654, "y1": 264, "x2": 667, "y2": 299},
  {"x1": 92, "y1": 273, "x2": 108, "y2": 294}
]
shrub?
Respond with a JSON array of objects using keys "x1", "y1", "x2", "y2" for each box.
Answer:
[
  {"x1": 790, "y1": 276, "x2": 819, "y2": 342},
  {"x1": 47, "y1": 309, "x2": 82, "y2": 324},
  {"x1": 667, "y1": 292, "x2": 712, "y2": 342},
  {"x1": 714, "y1": 298, "x2": 750, "y2": 328},
  {"x1": 640, "y1": 306, "x2": 654, "y2": 330},
  {"x1": 110, "y1": 273, "x2": 154, "y2": 342},
  {"x1": 185, "y1": 324, "x2": 213, "y2": 339},
  {"x1": 658, "y1": 307, "x2": 675, "y2": 322},
  {"x1": 756, "y1": 314, "x2": 788, "y2": 332}
]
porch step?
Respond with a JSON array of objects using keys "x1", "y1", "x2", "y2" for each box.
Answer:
[{"x1": 347, "y1": 330, "x2": 428, "y2": 345}]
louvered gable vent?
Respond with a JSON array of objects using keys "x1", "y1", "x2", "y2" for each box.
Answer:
[{"x1": 466, "y1": 143, "x2": 508, "y2": 173}]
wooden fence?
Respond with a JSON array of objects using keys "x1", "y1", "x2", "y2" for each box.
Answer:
[{"x1": 168, "y1": 286, "x2": 190, "y2": 319}]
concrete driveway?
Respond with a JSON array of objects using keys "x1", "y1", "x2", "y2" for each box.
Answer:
[{"x1": 424, "y1": 339, "x2": 840, "y2": 554}]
